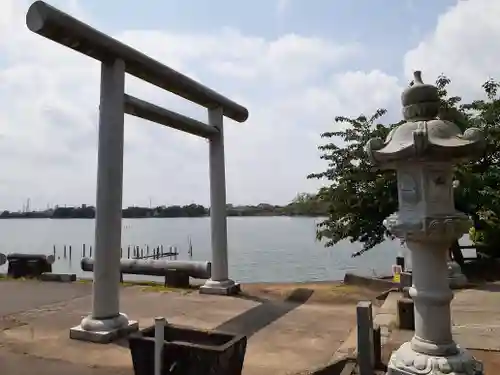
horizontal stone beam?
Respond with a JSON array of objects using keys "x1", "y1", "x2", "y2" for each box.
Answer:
[
  {"x1": 124, "y1": 95, "x2": 219, "y2": 139},
  {"x1": 26, "y1": 1, "x2": 249, "y2": 123},
  {"x1": 81, "y1": 257, "x2": 211, "y2": 279}
]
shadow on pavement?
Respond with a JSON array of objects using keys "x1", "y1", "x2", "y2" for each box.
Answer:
[
  {"x1": 114, "y1": 287, "x2": 314, "y2": 349},
  {"x1": 214, "y1": 287, "x2": 314, "y2": 338}
]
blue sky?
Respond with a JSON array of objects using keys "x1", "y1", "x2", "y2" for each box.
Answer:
[
  {"x1": 86, "y1": 0, "x2": 455, "y2": 77},
  {"x1": 0, "y1": 0, "x2": 498, "y2": 210}
]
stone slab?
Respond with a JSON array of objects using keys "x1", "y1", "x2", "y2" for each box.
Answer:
[
  {"x1": 199, "y1": 282, "x2": 241, "y2": 296},
  {"x1": 452, "y1": 324, "x2": 500, "y2": 351},
  {"x1": 39, "y1": 273, "x2": 77, "y2": 282},
  {"x1": 69, "y1": 320, "x2": 139, "y2": 344}
]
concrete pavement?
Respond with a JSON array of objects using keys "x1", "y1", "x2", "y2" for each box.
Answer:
[
  {"x1": 4, "y1": 279, "x2": 499, "y2": 374},
  {"x1": 377, "y1": 282, "x2": 500, "y2": 374},
  {"x1": 0, "y1": 280, "x2": 358, "y2": 375}
]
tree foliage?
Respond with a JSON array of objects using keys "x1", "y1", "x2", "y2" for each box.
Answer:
[
  {"x1": 455, "y1": 78, "x2": 500, "y2": 253},
  {"x1": 309, "y1": 75, "x2": 500, "y2": 257},
  {"x1": 284, "y1": 192, "x2": 329, "y2": 216}
]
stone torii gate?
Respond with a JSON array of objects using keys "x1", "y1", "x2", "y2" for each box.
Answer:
[{"x1": 26, "y1": 1, "x2": 248, "y2": 343}]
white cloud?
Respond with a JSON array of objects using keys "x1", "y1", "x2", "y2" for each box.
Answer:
[
  {"x1": 276, "y1": 0, "x2": 291, "y2": 16},
  {"x1": 0, "y1": 0, "x2": 399, "y2": 211},
  {"x1": 404, "y1": 0, "x2": 500, "y2": 100},
  {"x1": 120, "y1": 29, "x2": 361, "y2": 87},
  {"x1": 2, "y1": 0, "x2": 499, "y2": 211}
]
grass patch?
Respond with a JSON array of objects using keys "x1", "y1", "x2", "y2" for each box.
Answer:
[
  {"x1": 138, "y1": 283, "x2": 198, "y2": 295},
  {"x1": 76, "y1": 277, "x2": 196, "y2": 294},
  {"x1": 330, "y1": 283, "x2": 360, "y2": 292},
  {"x1": 0, "y1": 274, "x2": 30, "y2": 282},
  {"x1": 239, "y1": 281, "x2": 382, "y2": 306}
]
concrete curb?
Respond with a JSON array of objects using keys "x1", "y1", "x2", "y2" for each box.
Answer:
[
  {"x1": 332, "y1": 290, "x2": 401, "y2": 362},
  {"x1": 289, "y1": 357, "x2": 355, "y2": 375},
  {"x1": 343, "y1": 273, "x2": 397, "y2": 290},
  {"x1": 332, "y1": 327, "x2": 357, "y2": 361},
  {"x1": 374, "y1": 291, "x2": 400, "y2": 343}
]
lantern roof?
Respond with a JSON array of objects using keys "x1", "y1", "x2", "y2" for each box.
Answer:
[{"x1": 365, "y1": 71, "x2": 486, "y2": 166}]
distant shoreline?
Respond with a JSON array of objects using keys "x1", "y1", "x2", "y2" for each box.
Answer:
[
  {"x1": 1, "y1": 199, "x2": 328, "y2": 219},
  {"x1": 0, "y1": 214, "x2": 324, "y2": 219}
]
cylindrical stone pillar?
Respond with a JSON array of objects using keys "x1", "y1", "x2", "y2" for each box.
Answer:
[
  {"x1": 91, "y1": 58, "x2": 126, "y2": 320},
  {"x1": 74, "y1": 59, "x2": 134, "y2": 338},
  {"x1": 208, "y1": 107, "x2": 229, "y2": 282},
  {"x1": 407, "y1": 240, "x2": 455, "y2": 356},
  {"x1": 200, "y1": 107, "x2": 239, "y2": 295}
]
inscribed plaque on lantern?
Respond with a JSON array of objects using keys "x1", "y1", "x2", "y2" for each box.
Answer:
[
  {"x1": 396, "y1": 167, "x2": 423, "y2": 223},
  {"x1": 425, "y1": 164, "x2": 454, "y2": 216}
]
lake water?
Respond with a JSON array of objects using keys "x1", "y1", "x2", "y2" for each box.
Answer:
[{"x1": 0, "y1": 217, "x2": 472, "y2": 283}]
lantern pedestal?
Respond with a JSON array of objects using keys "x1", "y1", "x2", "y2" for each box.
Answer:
[
  {"x1": 388, "y1": 341, "x2": 482, "y2": 375},
  {"x1": 387, "y1": 240, "x2": 483, "y2": 375}
]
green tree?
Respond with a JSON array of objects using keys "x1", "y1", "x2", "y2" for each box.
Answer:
[
  {"x1": 286, "y1": 192, "x2": 328, "y2": 216},
  {"x1": 309, "y1": 75, "x2": 500, "y2": 258},
  {"x1": 307, "y1": 109, "x2": 399, "y2": 256},
  {"x1": 456, "y1": 79, "x2": 500, "y2": 257}
]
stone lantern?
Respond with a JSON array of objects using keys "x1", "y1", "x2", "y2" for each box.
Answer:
[{"x1": 366, "y1": 71, "x2": 485, "y2": 375}]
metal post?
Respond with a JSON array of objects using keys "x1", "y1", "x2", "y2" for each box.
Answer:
[
  {"x1": 200, "y1": 107, "x2": 239, "y2": 295},
  {"x1": 154, "y1": 317, "x2": 166, "y2": 375},
  {"x1": 357, "y1": 301, "x2": 375, "y2": 375},
  {"x1": 70, "y1": 58, "x2": 137, "y2": 343}
]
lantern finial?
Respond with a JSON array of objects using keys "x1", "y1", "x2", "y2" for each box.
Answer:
[
  {"x1": 413, "y1": 70, "x2": 423, "y2": 84},
  {"x1": 401, "y1": 70, "x2": 440, "y2": 120}
]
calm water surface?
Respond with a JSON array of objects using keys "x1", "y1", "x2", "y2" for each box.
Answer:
[{"x1": 0, "y1": 217, "x2": 470, "y2": 283}]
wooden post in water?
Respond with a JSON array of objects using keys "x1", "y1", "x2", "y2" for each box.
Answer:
[
  {"x1": 188, "y1": 237, "x2": 193, "y2": 259},
  {"x1": 82, "y1": 244, "x2": 86, "y2": 257},
  {"x1": 89, "y1": 245, "x2": 93, "y2": 258},
  {"x1": 53, "y1": 245, "x2": 56, "y2": 257},
  {"x1": 64, "y1": 245, "x2": 67, "y2": 259},
  {"x1": 127, "y1": 246, "x2": 130, "y2": 259},
  {"x1": 69, "y1": 245, "x2": 72, "y2": 261}
]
